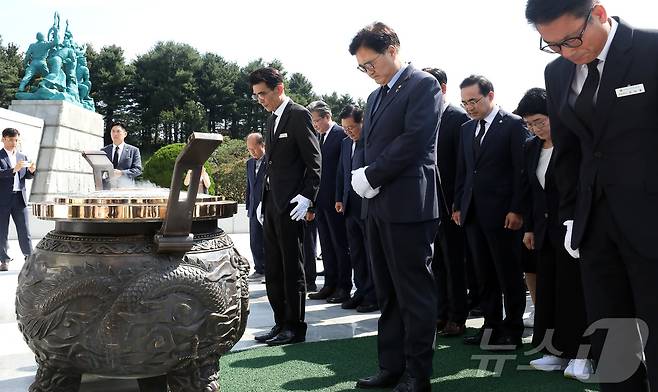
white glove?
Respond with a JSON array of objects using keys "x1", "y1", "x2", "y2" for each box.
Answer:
[
  {"x1": 289, "y1": 194, "x2": 311, "y2": 221},
  {"x1": 256, "y1": 202, "x2": 264, "y2": 226},
  {"x1": 351, "y1": 166, "x2": 380, "y2": 199},
  {"x1": 563, "y1": 220, "x2": 580, "y2": 259}
]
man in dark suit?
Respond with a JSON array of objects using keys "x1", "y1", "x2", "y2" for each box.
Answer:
[
  {"x1": 349, "y1": 22, "x2": 442, "y2": 392},
  {"x1": 0, "y1": 128, "x2": 36, "y2": 271},
  {"x1": 424, "y1": 67, "x2": 471, "y2": 337},
  {"x1": 246, "y1": 132, "x2": 267, "y2": 281},
  {"x1": 101, "y1": 122, "x2": 142, "y2": 188},
  {"x1": 335, "y1": 105, "x2": 378, "y2": 313},
  {"x1": 453, "y1": 75, "x2": 529, "y2": 350},
  {"x1": 250, "y1": 67, "x2": 321, "y2": 346},
  {"x1": 306, "y1": 101, "x2": 352, "y2": 304},
  {"x1": 527, "y1": 1, "x2": 658, "y2": 390}
]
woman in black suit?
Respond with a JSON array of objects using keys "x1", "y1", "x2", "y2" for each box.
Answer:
[{"x1": 516, "y1": 88, "x2": 592, "y2": 381}]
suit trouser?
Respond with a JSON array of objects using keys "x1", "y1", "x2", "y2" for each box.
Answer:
[
  {"x1": 345, "y1": 213, "x2": 376, "y2": 304},
  {"x1": 303, "y1": 220, "x2": 318, "y2": 285},
  {"x1": 316, "y1": 207, "x2": 352, "y2": 291},
  {"x1": 0, "y1": 192, "x2": 32, "y2": 261},
  {"x1": 532, "y1": 233, "x2": 588, "y2": 358},
  {"x1": 580, "y1": 196, "x2": 658, "y2": 392},
  {"x1": 249, "y1": 216, "x2": 266, "y2": 274},
  {"x1": 262, "y1": 192, "x2": 306, "y2": 331},
  {"x1": 433, "y1": 218, "x2": 468, "y2": 324},
  {"x1": 464, "y1": 216, "x2": 525, "y2": 339},
  {"x1": 367, "y1": 216, "x2": 438, "y2": 379}
]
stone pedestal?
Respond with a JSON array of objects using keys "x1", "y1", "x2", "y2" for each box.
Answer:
[{"x1": 9, "y1": 100, "x2": 104, "y2": 202}]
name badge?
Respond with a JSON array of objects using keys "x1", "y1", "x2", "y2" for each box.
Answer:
[
  {"x1": 615, "y1": 84, "x2": 645, "y2": 98},
  {"x1": 278, "y1": 133, "x2": 288, "y2": 139}
]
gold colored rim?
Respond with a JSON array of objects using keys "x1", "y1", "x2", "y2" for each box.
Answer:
[{"x1": 32, "y1": 200, "x2": 237, "y2": 221}]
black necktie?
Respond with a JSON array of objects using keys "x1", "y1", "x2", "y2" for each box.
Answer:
[
  {"x1": 269, "y1": 113, "x2": 278, "y2": 136},
  {"x1": 113, "y1": 146, "x2": 119, "y2": 168},
  {"x1": 319, "y1": 133, "x2": 326, "y2": 145},
  {"x1": 473, "y1": 119, "x2": 487, "y2": 158},
  {"x1": 574, "y1": 59, "x2": 600, "y2": 130}
]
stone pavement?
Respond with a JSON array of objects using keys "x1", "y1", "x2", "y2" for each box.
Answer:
[{"x1": 0, "y1": 233, "x2": 521, "y2": 391}]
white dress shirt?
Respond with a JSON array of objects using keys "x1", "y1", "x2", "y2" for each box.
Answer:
[
  {"x1": 569, "y1": 18, "x2": 619, "y2": 106},
  {"x1": 474, "y1": 105, "x2": 500, "y2": 144},
  {"x1": 4, "y1": 148, "x2": 21, "y2": 191},
  {"x1": 536, "y1": 147, "x2": 554, "y2": 189},
  {"x1": 112, "y1": 142, "x2": 125, "y2": 163}
]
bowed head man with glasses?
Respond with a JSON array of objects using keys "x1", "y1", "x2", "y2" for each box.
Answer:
[
  {"x1": 348, "y1": 21, "x2": 443, "y2": 392},
  {"x1": 526, "y1": 0, "x2": 658, "y2": 390}
]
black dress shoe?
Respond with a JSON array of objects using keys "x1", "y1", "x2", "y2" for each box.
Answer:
[
  {"x1": 356, "y1": 369, "x2": 401, "y2": 389},
  {"x1": 485, "y1": 335, "x2": 522, "y2": 351},
  {"x1": 306, "y1": 283, "x2": 318, "y2": 292},
  {"x1": 439, "y1": 321, "x2": 466, "y2": 337},
  {"x1": 463, "y1": 328, "x2": 486, "y2": 346},
  {"x1": 341, "y1": 295, "x2": 363, "y2": 309},
  {"x1": 254, "y1": 325, "x2": 282, "y2": 342},
  {"x1": 392, "y1": 376, "x2": 431, "y2": 392},
  {"x1": 265, "y1": 329, "x2": 305, "y2": 346},
  {"x1": 308, "y1": 285, "x2": 335, "y2": 300},
  {"x1": 356, "y1": 302, "x2": 379, "y2": 313},
  {"x1": 327, "y1": 288, "x2": 350, "y2": 304}
]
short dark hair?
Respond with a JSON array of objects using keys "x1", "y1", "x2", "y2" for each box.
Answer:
[
  {"x1": 339, "y1": 105, "x2": 363, "y2": 124},
  {"x1": 515, "y1": 88, "x2": 548, "y2": 118},
  {"x1": 2, "y1": 128, "x2": 19, "y2": 138},
  {"x1": 459, "y1": 75, "x2": 494, "y2": 96},
  {"x1": 111, "y1": 122, "x2": 127, "y2": 132},
  {"x1": 249, "y1": 67, "x2": 284, "y2": 90},
  {"x1": 349, "y1": 22, "x2": 400, "y2": 55},
  {"x1": 525, "y1": 0, "x2": 593, "y2": 25},
  {"x1": 423, "y1": 68, "x2": 447, "y2": 85}
]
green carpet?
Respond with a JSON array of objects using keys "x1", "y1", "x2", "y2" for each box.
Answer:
[{"x1": 220, "y1": 330, "x2": 600, "y2": 391}]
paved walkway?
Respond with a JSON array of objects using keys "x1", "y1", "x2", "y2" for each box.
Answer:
[{"x1": 0, "y1": 233, "x2": 525, "y2": 391}]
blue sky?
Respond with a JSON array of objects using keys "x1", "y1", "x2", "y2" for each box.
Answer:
[{"x1": 1, "y1": 0, "x2": 655, "y2": 109}]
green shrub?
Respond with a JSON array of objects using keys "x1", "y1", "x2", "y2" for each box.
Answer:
[
  {"x1": 142, "y1": 143, "x2": 216, "y2": 194},
  {"x1": 208, "y1": 137, "x2": 249, "y2": 203}
]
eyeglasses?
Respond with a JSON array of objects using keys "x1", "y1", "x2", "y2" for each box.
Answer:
[
  {"x1": 460, "y1": 96, "x2": 484, "y2": 108},
  {"x1": 357, "y1": 53, "x2": 382, "y2": 73},
  {"x1": 343, "y1": 125, "x2": 360, "y2": 133},
  {"x1": 526, "y1": 118, "x2": 548, "y2": 130},
  {"x1": 539, "y1": 7, "x2": 594, "y2": 54},
  {"x1": 251, "y1": 90, "x2": 271, "y2": 101}
]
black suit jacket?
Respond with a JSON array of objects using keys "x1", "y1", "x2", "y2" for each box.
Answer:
[
  {"x1": 245, "y1": 157, "x2": 266, "y2": 218},
  {"x1": 362, "y1": 64, "x2": 443, "y2": 223},
  {"x1": 523, "y1": 136, "x2": 562, "y2": 250},
  {"x1": 102, "y1": 143, "x2": 143, "y2": 180},
  {"x1": 0, "y1": 150, "x2": 34, "y2": 206},
  {"x1": 437, "y1": 103, "x2": 470, "y2": 210},
  {"x1": 545, "y1": 17, "x2": 658, "y2": 258},
  {"x1": 316, "y1": 124, "x2": 345, "y2": 211},
  {"x1": 263, "y1": 99, "x2": 321, "y2": 214},
  {"x1": 454, "y1": 109, "x2": 530, "y2": 229},
  {"x1": 336, "y1": 137, "x2": 364, "y2": 218}
]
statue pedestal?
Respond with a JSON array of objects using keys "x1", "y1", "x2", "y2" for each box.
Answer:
[{"x1": 9, "y1": 100, "x2": 104, "y2": 202}]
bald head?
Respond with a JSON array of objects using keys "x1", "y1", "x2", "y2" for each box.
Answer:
[{"x1": 246, "y1": 132, "x2": 265, "y2": 159}]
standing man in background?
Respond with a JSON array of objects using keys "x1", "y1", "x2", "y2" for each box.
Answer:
[
  {"x1": 423, "y1": 67, "x2": 470, "y2": 337},
  {"x1": 349, "y1": 22, "x2": 442, "y2": 392},
  {"x1": 0, "y1": 128, "x2": 36, "y2": 271},
  {"x1": 453, "y1": 75, "x2": 529, "y2": 350},
  {"x1": 527, "y1": 1, "x2": 658, "y2": 390},
  {"x1": 102, "y1": 122, "x2": 142, "y2": 188},
  {"x1": 246, "y1": 132, "x2": 267, "y2": 282},
  {"x1": 306, "y1": 100, "x2": 352, "y2": 305},
  {"x1": 250, "y1": 67, "x2": 321, "y2": 346}
]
